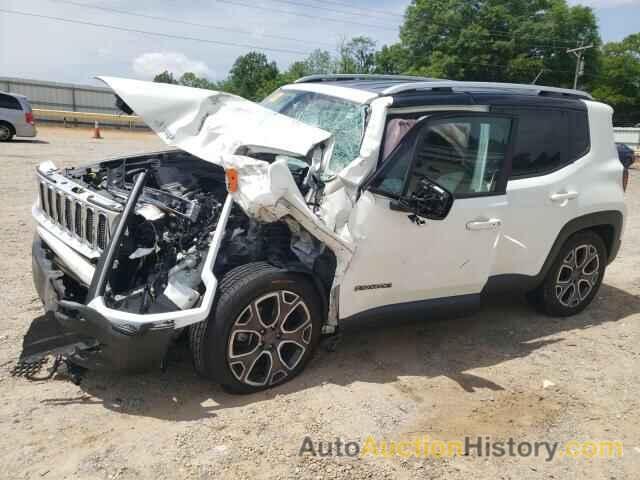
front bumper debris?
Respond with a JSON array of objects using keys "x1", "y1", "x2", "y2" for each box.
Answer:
[{"x1": 25, "y1": 236, "x2": 174, "y2": 372}]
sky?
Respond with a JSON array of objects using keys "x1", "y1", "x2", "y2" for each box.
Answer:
[{"x1": 1, "y1": 0, "x2": 639, "y2": 87}]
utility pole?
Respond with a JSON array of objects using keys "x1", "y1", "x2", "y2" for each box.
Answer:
[
  {"x1": 532, "y1": 69, "x2": 545, "y2": 84},
  {"x1": 567, "y1": 43, "x2": 594, "y2": 89}
]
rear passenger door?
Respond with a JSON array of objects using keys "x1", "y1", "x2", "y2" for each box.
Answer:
[{"x1": 490, "y1": 106, "x2": 590, "y2": 279}]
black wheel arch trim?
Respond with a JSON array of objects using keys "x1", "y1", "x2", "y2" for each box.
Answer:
[
  {"x1": 339, "y1": 294, "x2": 481, "y2": 324},
  {"x1": 268, "y1": 261, "x2": 330, "y2": 322},
  {"x1": 483, "y1": 210, "x2": 623, "y2": 295}
]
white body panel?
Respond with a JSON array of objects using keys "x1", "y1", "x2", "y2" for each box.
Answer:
[
  {"x1": 340, "y1": 192, "x2": 506, "y2": 318},
  {"x1": 97, "y1": 76, "x2": 332, "y2": 163},
  {"x1": 339, "y1": 100, "x2": 625, "y2": 319},
  {"x1": 492, "y1": 101, "x2": 626, "y2": 277}
]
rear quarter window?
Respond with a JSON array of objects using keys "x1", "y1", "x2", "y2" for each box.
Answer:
[
  {"x1": 509, "y1": 108, "x2": 569, "y2": 177},
  {"x1": 0, "y1": 93, "x2": 22, "y2": 110},
  {"x1": 496, "y1": 106, "x2": 590, "y2": 179}
]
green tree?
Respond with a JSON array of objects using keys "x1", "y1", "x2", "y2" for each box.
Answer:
[
  {"x1": 178, "y1": 72, "x2": 217, "y2": 89},
  {"x1": 153, "y1": 70, "x2": 178, "y2": 84},
  {"x1": 374, "y1": 44, "x2": 408, "y2": 74},
  {"x1": 304, "y1": 49, "x2": 336, "y2": 75},
  {"x1": 592, "y1": 34, "x2": 640, "y2": 125},
  {"x1": 400, "y1": 0, "x2": 600, "y2": 86},
  {"x1": 226, "y1": 52, "x2": 280, "y2": 101},
  {"x1": 338, "y1": 36, "x2": 377, "y2": 73},
  {"x1": 280, "y1": 49, "x2": 337, "y2": 84}
]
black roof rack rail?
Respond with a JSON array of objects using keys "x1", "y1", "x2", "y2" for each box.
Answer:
[
  {"x1": 294, "y1": 74, "x2": 436, "y2": 84},
  {"x1": 381, "y1": 81, "x2": 592, "y2": 100}
]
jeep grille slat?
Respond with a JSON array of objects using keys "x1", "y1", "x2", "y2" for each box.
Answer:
[
  {"x1": 47, "y1": 187, "x2": 54, "y2": 219},
  {"x1": 55, "y1": 192, "x2": 63, "y2": 224},
  {"x1": 74, "y1": 202, "x2": 82, "y2": 237},
  {"x1": 38, "y1": 179, "x2": 114, "y2": 252},
  {"x1": 97, "y1": 213, "x2": 108, "y2": 250},
  {"x1": 64, "y1": 197, "x2": 73, "y2": 230},
  {"x1": 85, "y1": 208, "x2": 94, "y2": 245},
  {"x1": 39, "y1": 182, "x2": 47, "y2": 213}
]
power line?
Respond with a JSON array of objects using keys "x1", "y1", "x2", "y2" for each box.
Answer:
[
  {"x1": 217, "y1": 0, "x2": 585, "y2": 51},
  {"x1": 260, "y1": 0, "x2": 400, "y2": 21},
  {"x1": 436, "y1": 58, "x2": 603, "y2": 79},
  {"x1": 403, "y1": 25, "x2": 586, "y2": 50},
  {"x1": 47, "y1": 0, "x2": 336, "y2": 48},
  {"x1": 3, "y1": 5, "x2": 594, "y2": 73},
  {"x1": 0, "y1": 8, "x2": 311, "y2": 55},
  {"x1": 214, "y1": 0, "x2": 398, "y2": 31},
  {"x1": 45, "y1": 0, "x2": 587, "y2": 53},
  {"x1": 306, "y1": 0, "x2": 404, "y2": 18}
]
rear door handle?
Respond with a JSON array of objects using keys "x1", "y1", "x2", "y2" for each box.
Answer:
[
  {"x1": 550, "y1": 191, "x2": 579, "y2": 202},
  {"x1": 466, "y1": 218, "x2": 502, "y2": 231}
]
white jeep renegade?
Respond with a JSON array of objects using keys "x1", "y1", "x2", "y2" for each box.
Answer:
[{"x1": 28, "y1": 75, "x2": 626, "y2": 393}]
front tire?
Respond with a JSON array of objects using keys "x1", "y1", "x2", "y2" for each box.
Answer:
[
  {"x1": 528, "y1": 231, "x2": 607, "y2": 317},
  {"x1": 190, "y1": 262, "x2": 322, "y2": 394}
]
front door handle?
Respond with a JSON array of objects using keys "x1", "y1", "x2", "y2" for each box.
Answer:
[
  {"x1": 466, "y1": 218, "x2": 502, "y2": 231},
  {"x1": 550, "y1": 191, "x2": 579, "y2": 202}
]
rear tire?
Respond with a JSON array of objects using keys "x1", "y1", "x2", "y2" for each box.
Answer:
[
  {"x1": 0, "y1": 123, "x2": 14, "y2": 142},
  {"x1": 528, "y1": 230, "x2": 607, "y2": 317},
  {"x1": 190, "y1": 262, "x2": 322, "y2": 394}
]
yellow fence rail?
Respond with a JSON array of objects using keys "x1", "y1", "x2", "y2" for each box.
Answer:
[{"x1": 33, "y1": 108, "x2": 143, "y2": 129}]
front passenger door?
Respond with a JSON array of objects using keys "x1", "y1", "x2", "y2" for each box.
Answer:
[{"x1": 339, "y1": 113, "x2": 515, "y2": 319}]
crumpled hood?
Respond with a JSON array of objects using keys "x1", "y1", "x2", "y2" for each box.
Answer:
[{"x1": 98, "y1": 76, "x2": 332, "y2": 163}]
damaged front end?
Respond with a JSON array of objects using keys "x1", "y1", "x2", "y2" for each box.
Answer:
[
  {"x1": 25, "y1": 77, "x2": 357, "y2": 374},
  {"x1": 30, "y1": 152, "x2": 229, "y2": 371}
]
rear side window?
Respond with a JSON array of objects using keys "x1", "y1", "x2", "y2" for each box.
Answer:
[
  {"x1": 510, "y1": 108, "x2": 568, "y2": 177},
  {"x1": 0, "y1": 93, "x2": 22, "y2": 110},
  {"x1": 502, "y1": 107, "x2": 590, "y2": 178}
]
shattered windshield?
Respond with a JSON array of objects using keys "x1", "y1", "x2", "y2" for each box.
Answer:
[{"x1": 262, "y1": 89, "x2": 367, "y2": 176}]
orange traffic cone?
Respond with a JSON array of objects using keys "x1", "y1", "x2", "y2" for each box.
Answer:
[{"x1": 93, "y1": 120, "x2": 102, "y2": 139}]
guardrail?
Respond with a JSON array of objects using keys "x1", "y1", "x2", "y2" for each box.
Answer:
[{"x1": 32, "y1": 108, "x2": 144, "y2": 129}]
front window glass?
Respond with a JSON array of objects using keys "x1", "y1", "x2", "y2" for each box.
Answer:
[
  {"x1": 372, "y1": 115, "x2": 512, "y2": 198},
  {"x1": 262, "y1": 90, "x2": 366, "y2": 176}
]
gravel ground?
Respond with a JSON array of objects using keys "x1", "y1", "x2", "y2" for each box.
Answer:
[{"x1": 0, "y1": 126, "x2": 639, "y2": 479}]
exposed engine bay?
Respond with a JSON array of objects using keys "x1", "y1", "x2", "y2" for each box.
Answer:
[{"x1": 57, "y1": 150, "x2": 331, "y2": 316}]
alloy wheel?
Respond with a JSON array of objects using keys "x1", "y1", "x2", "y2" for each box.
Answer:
[
  {"x1": 554, "y1": 244, "x2": 600, "y2": 308},
  {"x1": 227, "y1": 290, "x2": 313, "y2": 387}
]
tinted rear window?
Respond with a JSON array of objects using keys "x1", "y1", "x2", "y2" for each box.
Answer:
[
  {"x1": 0, "y1": 93, "x2": 22, "y2": 110},
  {"x1": 494, "y1": 106, "x2": 590, "y2": 178},
  {"x1": 509, "y1": 108, "x2": 569, "y2": 177}
]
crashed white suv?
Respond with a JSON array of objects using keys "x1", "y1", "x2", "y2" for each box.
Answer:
[{"x1": 28, "y1": 75, "x2": 626, "y2": 393}]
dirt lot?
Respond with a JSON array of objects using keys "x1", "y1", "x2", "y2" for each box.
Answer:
[{"x1": 1, "y1": 125, "x2": 639, "y2": 479}]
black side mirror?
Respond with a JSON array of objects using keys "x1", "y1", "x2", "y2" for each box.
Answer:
[{"x1": 390, "y1": 177, "x2": 453, "y2": 221}]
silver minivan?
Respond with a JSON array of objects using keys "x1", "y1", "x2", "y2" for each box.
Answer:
[{"x1": 0, "y1": 91, "x2": 37, "y2": 141}]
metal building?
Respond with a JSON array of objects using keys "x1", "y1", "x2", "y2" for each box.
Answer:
[
  {"x1": 0, "y1": 76, "x2": 144, "y2": 128},
  {"x1": 0, "y1": 76, "x2": 118, "y2": 113}
]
